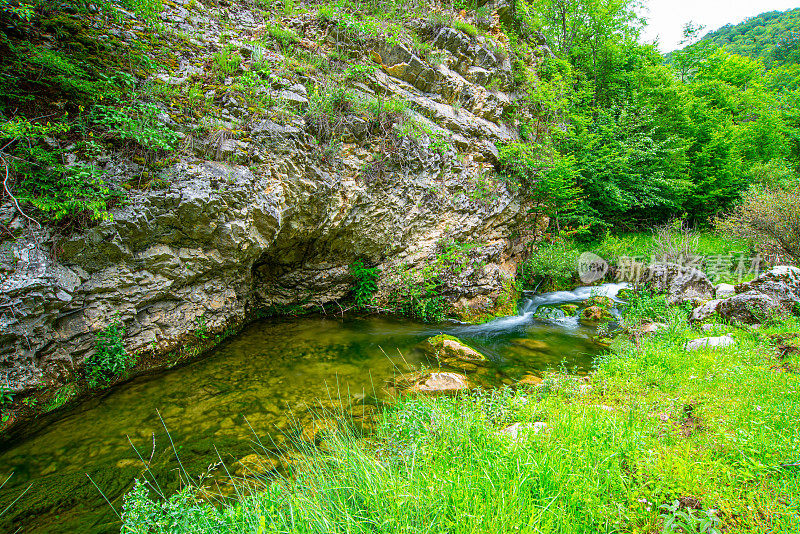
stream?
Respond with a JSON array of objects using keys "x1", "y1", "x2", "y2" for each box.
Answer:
[{"x1": 0, "y1": 283, "x2": 625, "y2": 533}]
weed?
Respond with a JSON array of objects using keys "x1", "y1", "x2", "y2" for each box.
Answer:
[
  {"x1": 85, "y1": 318, "x2": 133, "y2": 388},
  {"x1": 265, "y1": 23, "x2": 300, "y2": 49},
  {"x1": 212, "y1": 45, "x2": 243, "y2": 80},
  {"x1": 350, "y1": 260, "x2": 379, "y2": 309},
  {"x1": 0, "y1": 386, "x2": 13, "y2": 406},
  {"x1": 193, "y1": 315, "x2": 210, "y2": 341},
  {"x1": 660, "y1": 500, "x2": 722, "y2": 534}
]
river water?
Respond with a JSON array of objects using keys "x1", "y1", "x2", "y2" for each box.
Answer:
[{"x1": 0, "y1": 284, "x2": 624, "y2": 533}]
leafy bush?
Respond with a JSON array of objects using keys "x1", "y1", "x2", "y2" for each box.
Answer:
[
  {"x1": 91, "y1": 103, "x2": 179, "y2": 152},
  {"x1": 85, "y1": 318, "x2": 133, "y2": 387},
  {"x1": 716, "y1": 183, "x2": 800, "y2": 264},
  {"x1": 350, "y1": 260, "x2": 379, "y2": 309},
  {"x1": 519, "y1": 240, "x2": 580, "y2": 291},
  {"x1": 7, "y1": 139, "x2": 122, "y2": 222},
  {"x1": 498, "y1": 142, "x2": 584, "y2": 233}
]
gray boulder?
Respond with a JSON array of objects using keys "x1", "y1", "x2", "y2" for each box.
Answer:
[
  {"x1": 690, "y1": 299, "x2": 724, "y2": 323},
  {"x1": 735, "y1": 266, "x2": 800, "y2": 302},
  {"x1": 691, "y1": 266, "x2": 800, "y2": 324},
  {"x1": 644, "y1": 263, "x2": 714, "y2": 305}
]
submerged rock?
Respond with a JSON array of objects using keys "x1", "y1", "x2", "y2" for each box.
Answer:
[
  {"x1": 417, "y1": 334, "x2": 488, "y2": 372},
  {"x1": 511, "y1": 339, "x2": 550, "y2": 351},
  {"x1": 300, "y1": 418, "x2": 340, "y2": 443},
  {"x1": 234, "y1": 453, "x2": 282, "y2": 477},
  {"x1": 388, "y1": 371, "x2": 471, "y2": 396}
]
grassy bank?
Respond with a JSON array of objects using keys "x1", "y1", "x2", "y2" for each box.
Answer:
[
  {"x1": 120, "y1": 293, "x2": 800, "y2": 533},
  {"x1": 521, "y1": 228, "x2": 756, "y2": 291}
]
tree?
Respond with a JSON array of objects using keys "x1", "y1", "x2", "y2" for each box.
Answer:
[{"x1": 716, "y1": 183, "x2": 800, "y2": 264}]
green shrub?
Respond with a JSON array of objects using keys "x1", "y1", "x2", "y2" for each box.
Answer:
[
  {"x1": 716, "y1": 182, "x2": 800, "y2": 265},
  {"x1": 520, "y1": 240, "x2": 580, "y2": 291},
  {"x1": 85, "y1": 318, "x2": 133, "y2": 387},
  {"x1": 498, "y1": 142, "x2": 584, "y2": 233},
  {"x1": 8, "y1": 141, "x2": 122, "y2": 222},
  {"x1": 91, "y1": 102, "x2": 179, "y2": 152},
  {"x1": 343, "y1": 63, "x2": 378, "y2": 82},
  {"x1": 350, "y1": 260, "x2": 379, "y2": 309}
]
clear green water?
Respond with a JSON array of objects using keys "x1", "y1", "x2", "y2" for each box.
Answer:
[{"x1": 0, "y1": 310, "x2": 604, "y2": 533}]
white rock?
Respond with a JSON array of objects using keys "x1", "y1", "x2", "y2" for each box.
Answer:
[
  {"x1": 498, "y1": 422, "x2": 547, "y2": 441},
  {"x1": 684, "y1": 333, "x2": 735, "y2": 351},
  {"x1": 715, "y1": 283, "x2": 736, "y2": 298}
]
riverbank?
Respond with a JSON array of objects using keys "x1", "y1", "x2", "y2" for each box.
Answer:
[{"x1": 119, "y1": 288, "x2": 800, "y2": 533}]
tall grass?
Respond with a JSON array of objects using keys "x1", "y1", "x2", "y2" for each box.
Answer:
[{"x1": 120, "y1": 297, "x2": 800, "y2": 533}]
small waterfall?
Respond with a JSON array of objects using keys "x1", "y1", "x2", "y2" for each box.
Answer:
[
  {"x1": 521, "y1": 282, "x2": 629, "y2": 314},
  {"x1": 454, "y1": 282, "x2": 628, "y2": 336}
]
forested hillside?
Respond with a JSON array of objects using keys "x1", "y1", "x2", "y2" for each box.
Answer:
[
  {"x1": 693, "y1": 8, "x2": 800, "y2": 69},
  {"x1": 504, "y1": 1, "x2": 799, "y2": 234}
]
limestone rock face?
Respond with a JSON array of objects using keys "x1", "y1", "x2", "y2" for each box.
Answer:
[
  {"x1": 644, "y1": 263, "x2": 714, "y2": 306},
  {"x1": 0, "y1": 2, "x2": 538, "y2": 405}
]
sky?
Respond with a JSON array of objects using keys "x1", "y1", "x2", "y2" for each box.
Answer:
[{"x1": 639, "y1": 0, "x2": 800, "y2": 52}]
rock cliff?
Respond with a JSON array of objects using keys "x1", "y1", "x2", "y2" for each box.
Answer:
[{"x1": 0, "y1": 0, "x2": 545, "y2": 424}]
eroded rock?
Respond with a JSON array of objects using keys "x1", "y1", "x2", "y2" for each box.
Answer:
[
  {"x1": 644, "y1": 263, "x2": 714, "y2": 306},
  {"x1": 691, "y1": 267, "x2": 800, "y2": 324}
]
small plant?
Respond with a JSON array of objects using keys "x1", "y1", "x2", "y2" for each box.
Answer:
[
  {"x1": 91, "y1": 103, "x2": 180, "y2": 152},
  {"x1": 212, "y1": 45, "x2": 243, "y2": 80},
  {"x1": 660, "y1": 500, "x2": 722, "y2": 534},
  {"x1": 86, "y1": 318, "x2": 132, "y2": 388},
  {"x1": 266, "y1": 23, "x2": 300, "y2": 48},
  {"x1": 193, "y1": 315, "x2": 210, "y2": 341},
  {"x1": 343, "y1": 64, "x2": 378, "y2": 82},
  {"x1": 351, "y1": 260, "x2": 380, "y2": 309},
  {"x1": 0, "y1": 386, "x2": 14, "y2": 406},
  {"x1": 453, "y1": 19, "x2": 478, "y2": 38}
]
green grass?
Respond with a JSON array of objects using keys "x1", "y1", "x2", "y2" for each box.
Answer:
[
  {"x1": 593, "y1": 230, "x2": 751, "y2": 263},
  {"x1": 120, "y1": 295, "x2": 800, "y2": 533}
]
